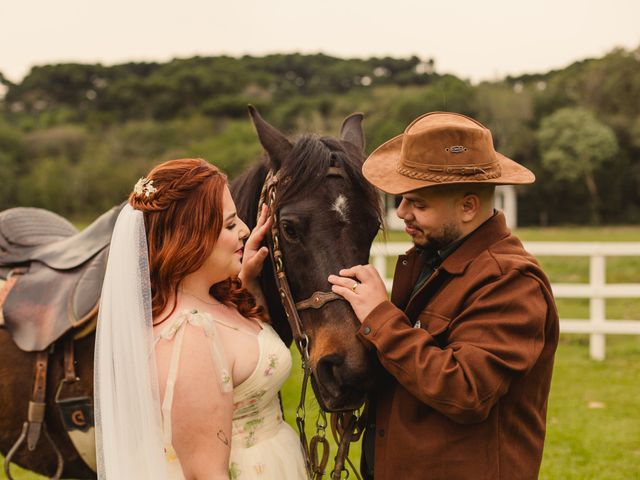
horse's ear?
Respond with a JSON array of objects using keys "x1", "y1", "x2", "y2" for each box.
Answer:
[
  {"x1": 340, "y1": 112, "x2": 365, "y2": 154},
  {"x1": 248, "y1": 105, "x2": 292, "y2": 171}
]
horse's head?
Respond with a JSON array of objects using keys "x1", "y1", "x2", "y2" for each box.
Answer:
[{"x1": 249, "y1": 107, "x2": 382, "y2": 412}]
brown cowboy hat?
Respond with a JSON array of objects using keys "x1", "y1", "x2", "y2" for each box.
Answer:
[{"x1": 363, "y1": 111, "x2": 535, "y2": 194}]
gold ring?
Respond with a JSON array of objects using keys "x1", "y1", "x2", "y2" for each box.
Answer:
[{"x1": 351, "y1": 282, "x2": 359, "y2": 292}]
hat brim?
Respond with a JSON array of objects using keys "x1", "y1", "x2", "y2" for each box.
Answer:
[{"x1": 363, "y1": 133, "x2": 535, "y2": 195}]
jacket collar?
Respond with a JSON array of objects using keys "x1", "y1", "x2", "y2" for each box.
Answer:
[
  {"x1": 396, "y1": 212, "x2": 510, "y2": 318},
  {"x1": 439, "y1": 211, "x2": 511, "y2": 275},
  {"x1": 392, "y1": 211, "x2": 511, "y2": 308}
]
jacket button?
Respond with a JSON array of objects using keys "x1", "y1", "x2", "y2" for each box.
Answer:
[
  {"x1": 363, "y1": 326, "x2": 371, "y2": 335},
  {"x1": 379, "y1": 429, "x2": 385, "y2": 437}
]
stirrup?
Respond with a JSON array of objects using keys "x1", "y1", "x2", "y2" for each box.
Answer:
[{"x1": 4, "y1": 422, "x2": 65, "y2": 480}]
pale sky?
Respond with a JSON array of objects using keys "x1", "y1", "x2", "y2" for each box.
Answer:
[{"x1": 1, "y1": 0, "x2": 639, "y2": 84}]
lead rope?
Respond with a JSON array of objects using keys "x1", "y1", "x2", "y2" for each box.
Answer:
[{"x1": 329, "y1": 408, "x2": 367, "y2": 480}]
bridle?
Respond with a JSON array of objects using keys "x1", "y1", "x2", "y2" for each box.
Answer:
[
  {"x1": 258, "y1": 167, "x2": 344, "y2": 353},
  {"x1": 257, "y1": 164, "x2": 366, "y2": 480}
]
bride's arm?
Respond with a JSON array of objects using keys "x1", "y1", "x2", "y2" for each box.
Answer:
[{"x1": 166, "y1": 323, "x2": 234, "y2": 480}]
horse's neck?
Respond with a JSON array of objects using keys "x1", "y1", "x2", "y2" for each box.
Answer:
[{"x1": 230, "y1": 162, "x2": 269, "y2": 230}]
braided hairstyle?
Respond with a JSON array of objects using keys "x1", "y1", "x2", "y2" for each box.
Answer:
[{"x1": 129, "y1": 158, "x2": 266, "y2": 324}]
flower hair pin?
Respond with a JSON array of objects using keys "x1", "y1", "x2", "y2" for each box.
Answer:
[{"x1": 133, "y1": 177, "x2": 157, "y2": 197}]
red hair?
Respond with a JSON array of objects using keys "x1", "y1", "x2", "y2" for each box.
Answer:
[{"x1": 128, "y1": 158, "x2": 265, "y2": 323}]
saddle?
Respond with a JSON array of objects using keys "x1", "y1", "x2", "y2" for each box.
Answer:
[
  {"x1": 0, "y1": 205, "x2": 123, "y2": 478},
  {"x1": 0, "y1": 205, "x2": 122, "y2": 351}
]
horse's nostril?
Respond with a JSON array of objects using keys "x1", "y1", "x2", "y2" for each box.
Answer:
[{"x1": 316, "y1": 354, "x2": 344, "y2": 398}]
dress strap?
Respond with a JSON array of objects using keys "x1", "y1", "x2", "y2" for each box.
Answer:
[
  {"x1": 161, "y1": 318, "x2": 187, "y2": 449},
  {"x1": 154, "y1": 309, "x2": 234, "y2": 455}
]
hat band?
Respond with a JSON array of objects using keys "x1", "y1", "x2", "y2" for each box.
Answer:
[{"x1": 396, "y1": 161, "x2": 502, "y2": 183}]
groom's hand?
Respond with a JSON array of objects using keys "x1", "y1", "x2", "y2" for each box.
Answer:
[{"x1": 328, "y1": 264, "x2": 388, "y2": 323}]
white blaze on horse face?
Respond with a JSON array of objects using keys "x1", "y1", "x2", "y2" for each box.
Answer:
[{"x1": 332, "y1": 194, "x2": 349, "y2": 223}]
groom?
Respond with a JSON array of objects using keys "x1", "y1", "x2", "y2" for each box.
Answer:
[{"x1": 329, "y1": 112, "x2": 559, "y2": 479}]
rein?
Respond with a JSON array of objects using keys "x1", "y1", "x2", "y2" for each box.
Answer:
[{"x1": 257, "y1": 167, "x2": 366, "y2": 480}]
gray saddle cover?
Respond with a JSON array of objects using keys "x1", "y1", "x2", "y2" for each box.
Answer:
[
  {"x1": 0, "y1": 207, "x2": 78, "y2": 249},
  {"x1": 0, "y1": 205, "x2": 123, "y2": 351},
  {"x1": 0, "y1": 205, "x2": 121, "y2": 269}
]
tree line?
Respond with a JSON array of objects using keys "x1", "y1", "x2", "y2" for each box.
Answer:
[{"x1": 1, "y1": 49, "x2": 639, "y2": 225}]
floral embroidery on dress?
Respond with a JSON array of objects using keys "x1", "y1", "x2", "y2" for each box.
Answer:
[
  {"x1": 228, "y1": 462, "x2": 241, "y2": 479},
  {"x1": 233, "y1": 389, "x2": 267, "y2": 420},
  {"x1": 264, "y1": 354, "x2": 278, "y2": 376},
  {"x1": 243, "y1": 417, "x2": 265, "y2": 447}
]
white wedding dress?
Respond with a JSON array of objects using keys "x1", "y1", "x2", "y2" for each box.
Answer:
[{"x1": 156, "y1": 309, "x2": 308, "y2": 480}]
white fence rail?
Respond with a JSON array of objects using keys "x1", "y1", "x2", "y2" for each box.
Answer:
[{"x1": 370, "y1": 242, "x2": 640, "y2": 360}]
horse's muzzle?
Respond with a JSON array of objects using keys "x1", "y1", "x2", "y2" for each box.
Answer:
[{"x1": 313, "y1": 353, "x2": 370, "y2": 412}]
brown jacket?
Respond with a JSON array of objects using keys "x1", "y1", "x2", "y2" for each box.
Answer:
[{"x1": 358, "y1": 212, "x2": 558, "y2": 480}]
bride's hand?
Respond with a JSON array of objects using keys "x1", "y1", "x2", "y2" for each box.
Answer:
[{"x1": 239, "y1": 204, "x2": 272, "y2": 287}]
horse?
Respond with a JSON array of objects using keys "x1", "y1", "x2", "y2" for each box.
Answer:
[
  {"x1": 232, "y1": 107, "x2": 382, "y2": 413},
  {"x1": 0, "y1": 108, "x2": 382, "y2": 478}
]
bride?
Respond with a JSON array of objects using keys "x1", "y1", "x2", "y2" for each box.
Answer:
[{"x1": 94, "y1": 158, "x2": 308, "y2": 479}]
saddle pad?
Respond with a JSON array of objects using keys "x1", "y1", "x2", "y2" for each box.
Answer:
[{"x1": 3, "y1": 248, "x2": 108, "y2": 351}]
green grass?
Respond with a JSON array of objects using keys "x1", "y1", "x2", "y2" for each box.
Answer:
[
  {"x1": 280, "y1": 339, "x2": 640, "y2": 480},
  {"x1": 12, "y1": 336, "x2": 636, "y2": 480},
  {"x1": 3, "y1": 226, "x2": 639, "y2": 479},
  {"x1": 540, "y1": 335, "x2": 640, "y2": 480}
]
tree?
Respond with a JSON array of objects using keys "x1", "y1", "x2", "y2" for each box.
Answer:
[
  {"x1": 537, "y1": 108, "x2": 619, "y2": 224},
  {"x1": 0, "y1": 122, "x2": 24, "y2": 209}
]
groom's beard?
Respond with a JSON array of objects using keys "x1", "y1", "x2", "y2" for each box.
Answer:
[{"x1": 413, "y1": 221, "x2": 462, "y2": 252}]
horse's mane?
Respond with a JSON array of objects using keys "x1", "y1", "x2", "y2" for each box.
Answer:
[
  {"x1": 232, "y1": 134, "x2": 383, "y2": 229},
  {"x1": 277, "y1": 135, "x2": 383, "y2": 224}
]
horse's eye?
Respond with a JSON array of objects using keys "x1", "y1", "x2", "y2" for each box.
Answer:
[{"x1": 282, "y1": 221, "x2": 298, "y2": 239}]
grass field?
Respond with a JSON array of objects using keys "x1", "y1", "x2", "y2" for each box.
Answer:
[{"x1": 3, "y1": 226, "x2": 639, "y2": 479}]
